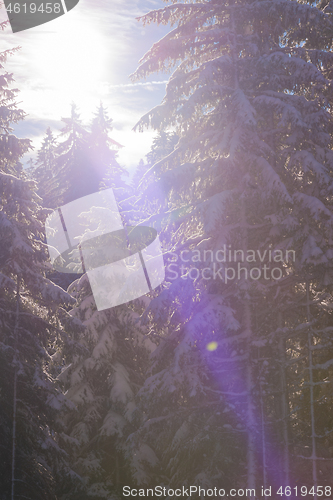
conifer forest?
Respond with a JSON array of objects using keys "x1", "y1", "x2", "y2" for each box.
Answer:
[{"x1": 1, "y1": 0, "x2": 333, "y2": 498}]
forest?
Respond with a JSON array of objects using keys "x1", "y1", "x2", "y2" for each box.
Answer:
[{"x1": 1, "y1": 0, "x2": 333, "y2": 498}]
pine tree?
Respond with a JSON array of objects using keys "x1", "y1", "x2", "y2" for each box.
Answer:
[
  {"x1": 32, "y1": 127, "x2": 58, "y2": 204},
  {"x1": 146, "y1": 131, "x2": 178, "y2": 166},
  {"x1": 50, "y1": 102, "x2": 92, "y2": 206},
  {"x1": 128, "y1": 0, "x2": 333, "y2": 493},
  {"x1": 91, "y1": 103, "x2": 129, "y2": 210},
  {"x1": 48, "y1": 103, "x2": 152, "y2": 496},
  {"x1": 34, "y1": 103, "x2": 128, "y2": 210},
  {"x1": 89, "y1": 103, "x2": 125, "y2": 187},
  {"x1": 131, "y1": 158, "x2": 148, "y2": 190},
  {"x1": 0, "y1": 44, "x2": 82, "y2": 499},
  {"x1": 55, "y1": 275, "x2": 154, "y2": 499},
  {"x1": 36, "y1": 102, "x2": 97, "y2": 209}
]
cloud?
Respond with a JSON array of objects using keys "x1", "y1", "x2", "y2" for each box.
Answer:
[{"x1": 107, "y1": 81, "x2": 168, "y2": 89}]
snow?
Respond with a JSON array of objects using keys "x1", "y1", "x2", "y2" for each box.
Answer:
[
  {"x1": 109, "y1": 362, "x2": 134, "y2": 404},
  {"x1": 70, "y1": 422, "x2": 90, "y2": 445},
  {"x1": 100, "y1": 410, "x2": 126, "y2": 437}
]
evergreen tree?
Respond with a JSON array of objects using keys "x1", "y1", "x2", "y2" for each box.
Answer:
[
  {"x1": 91, "y1": 103, "x2": 129, "y2": 209},
  {"x1": 32, "y1": 127, "x2": 58, "y2": 203},
  {"x1": 128, "y1": 0, "x2": 333, "y2": 493},
  {"x1": 55, "y1": 276, "x2": 154, "y2": 499},
  {"x1": 146, "y1": 131, "x2": 178, "y2": 166},
  {"x1": 0, "y1": 45, "x2": 81, "y2": 499},
  {"x1": 131, "y1": 158, "x2": 148, "y2": 190},
  {"x1": 46, "y1": 105, "x2": 151, "y2": 498},
  {"x1": 34, "y1": 103, "x2": 127, "y2": 209},
  {"x1": 32, "y1": 103, "x2": 90, "y2": 208},
  {"x1": 89, "y1": 102, "x2": 125, "y2": 188},
  {"x1": 51, "y1": 102, "x2": 91, "y2": 206}
]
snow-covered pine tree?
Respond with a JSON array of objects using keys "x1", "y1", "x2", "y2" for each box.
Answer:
[
  {"x1": 283, "y1": 282, "x2": 333, "y2": 489},
  {"x1": 0, "y1": 43, "x2": 82, "y2": 499},
  {"x1": 91, "y1": 102, "x2": 131, "y2": 214},
  {"x1": 55, "y1": 275, "x2": 155, "y2": 499},
  {"x1": 90, "y1": 103, "x2": 126, "y2": 190},
  {"x1": 34, "y1": 103, "x2": 127, "y2": 212},
  {"x1": 51, "y1": 104, "x2": 153, "y2": 496},
  {"x1": 32, "y1": 127, "x2": 58, "y2": 204},
  {"x1": 131, "y1": 130, "x2": 182, "y2": 248},
  {"x1": 131, "y1": 158, "x2": 149, "y2": 194},
  {"x1": 127, "y1": 0, "x2": 333, "y2": 493},
  {"x1": 141, "y1": 130, "x2": 179, "y2": 218},
  {"x1": 146, "y1": 131, "x2": 178, "y2": 167},
  {"x1": 44, "y1": 102, "x2": 91, "y2": 207}
]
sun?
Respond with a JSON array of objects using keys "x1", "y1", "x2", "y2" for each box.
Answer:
[{"x1": 34, "y1": 11, "x2": 108, "y2": 102}]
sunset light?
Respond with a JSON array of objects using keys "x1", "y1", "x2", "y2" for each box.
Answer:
[{"x1": 31, "y1": 13, "x2": 109, "y2": 107}]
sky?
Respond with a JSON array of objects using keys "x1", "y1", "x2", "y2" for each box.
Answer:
[{"x1": 0, "y1": 0, "x2": 170, "y2": 173}]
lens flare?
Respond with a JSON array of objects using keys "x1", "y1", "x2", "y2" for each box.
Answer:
[{"x1": 206, "y1": 341, "x2": 218, "y2": 351}]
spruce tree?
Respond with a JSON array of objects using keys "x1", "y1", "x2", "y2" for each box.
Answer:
[
  {"x1": 128, "y1": 0, "x2": 333, "y2": 493},
  {"x1": 91, "y1": 103, "x2": 129, "y2": 209},
  {"x1": 32, "y1": 127, "x2": 58, "y2": 204},
  {"x1": 34, "y1": 103, "x2": 126, "y2": 209},
  {"x1": 49, "y1": 105, "x2": 151, "y2": 498},
  {"x1": 0, "y1": 44, "x2": 81, "y2": 499},
  {"x1": 51, "y1": 102, "x2": 91, "y2": 206},
  {"x1": 146, "y1": 131, "x2": 178, "y2": 166},
  {"x1": 89, "y1": 103, "x2": 125, "y2": 188},
  {"x1": 55, "y1": 276, "x2": 154, "y2": 499}
]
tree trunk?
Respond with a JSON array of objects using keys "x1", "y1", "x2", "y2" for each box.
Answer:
[
  {"x1": 240, "y1": 200, "x2": 256, "y2": 495},
  {"x1": 244, "y1": 301, "x2": 256, "y2": 494},
  {"x1": 278, "y1": 313, "x2": 290, "y2": 487},
  {"x1": 306, "y1": 281, "x2": 318, "y2": 500},
  {"x1": 11, "y1": 275, "x2": 20, "y2": 500},
  {"x1": 260, "y1": 383, "x2": 267, "y2": 497}
]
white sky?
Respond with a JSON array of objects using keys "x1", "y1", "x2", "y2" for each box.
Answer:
[{"x1": 0, "y1": 0, "x2": 170, "y2": 172}]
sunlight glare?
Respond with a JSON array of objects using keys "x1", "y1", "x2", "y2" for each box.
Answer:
[
  {"x1": 207, "y1": 341, "x2": 218, "y2": 351},
  {"x1": 35, "y1": 14, "x2": 108, "y2": 101}
]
